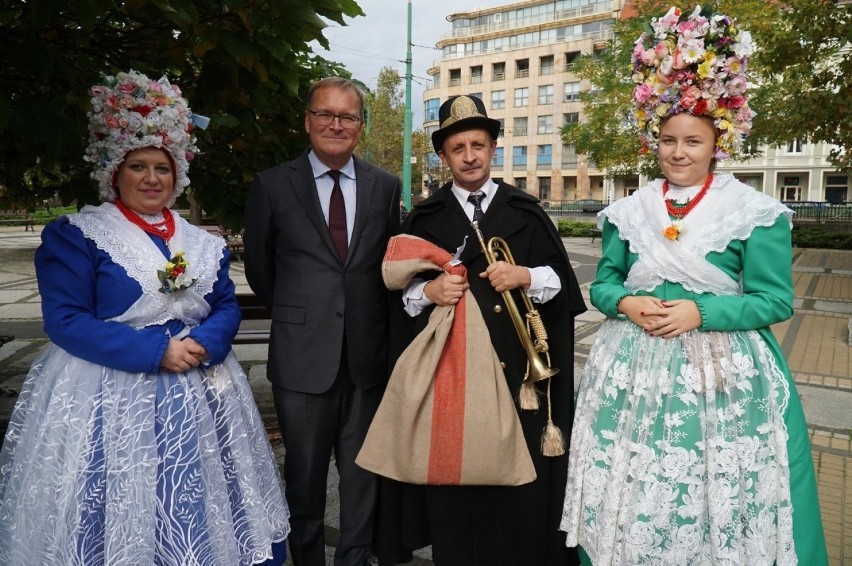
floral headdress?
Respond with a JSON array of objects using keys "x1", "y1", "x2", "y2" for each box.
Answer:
[
  {"x1": 631, "y1": 5, "x2": 755, "y2": 160},
  {"x1": 84, "y1": 70, "x2": 208, "y2": 205}
]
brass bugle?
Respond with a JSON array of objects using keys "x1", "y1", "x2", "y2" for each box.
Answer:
[{"x1": 471, "y1": 221, "x2": 558, "y2": 383}]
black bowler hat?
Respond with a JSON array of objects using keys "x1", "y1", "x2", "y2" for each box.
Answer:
[{"x1": 431, "y1": 95, "x2": 501, "y2": 153}]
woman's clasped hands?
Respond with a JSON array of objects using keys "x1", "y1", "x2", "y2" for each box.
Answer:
[{"x1": 617, "y1": 295, "x2": 702, "y2": 339}]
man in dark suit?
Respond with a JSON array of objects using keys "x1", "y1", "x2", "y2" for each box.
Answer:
[
  {"x1": 244, "y1": 77, "x2": 401, "y2": 566},
  {"x1": 373, "y1": 95, "x2": 585, "y2": 565}
]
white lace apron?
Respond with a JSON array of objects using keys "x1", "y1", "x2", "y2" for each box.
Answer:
[{"x1": 561, "y1": 176, "x2": 798, "y2": 566}]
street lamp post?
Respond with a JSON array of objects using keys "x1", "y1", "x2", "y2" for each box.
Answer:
[{"x1": 402, "y1": 0, "x2": 413, "y2": 209}]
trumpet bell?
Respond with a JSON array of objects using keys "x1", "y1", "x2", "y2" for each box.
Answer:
[{"x1": 526, "y1": 356, "x2": 559, "y2": 383}]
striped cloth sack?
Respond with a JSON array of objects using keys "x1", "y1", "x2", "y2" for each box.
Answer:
[{"x1": 356, "y1": 234, "x2": 535, "y2": 486}]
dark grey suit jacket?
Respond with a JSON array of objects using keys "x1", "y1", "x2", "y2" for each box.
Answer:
[{"x1": 244, "y1": 151, "x2": 401, "y2": 394}]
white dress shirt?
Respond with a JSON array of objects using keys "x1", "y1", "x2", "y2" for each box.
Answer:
[{"x1": 403, "y1": 180, "x2": 561, "y2": 316}]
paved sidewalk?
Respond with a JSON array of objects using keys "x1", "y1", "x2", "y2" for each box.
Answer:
[{"x1": 0, "y1": 226, "x2": 850, "y2": 564}]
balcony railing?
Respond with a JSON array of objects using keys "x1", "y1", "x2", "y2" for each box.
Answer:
[
  {"x1": 516, "y1": 69, "x2": 530, "y2": 78},
  {"x1": 470, "y1": 76, "x2": 483, "y2": 84},
  {"x1": 441, "y1": 1, "x2": 614, "y2": 41},
  {"x1": 433, "y1": 29, "x2": 614, "y2": 67}
]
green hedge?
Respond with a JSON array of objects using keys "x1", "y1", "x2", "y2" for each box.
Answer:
[
  {"x1": 557, "y1": 220, "x2": 599, "y2": 237},
  {"x1": 791, "y1": 225, "x2": 852, "y2": 250}
]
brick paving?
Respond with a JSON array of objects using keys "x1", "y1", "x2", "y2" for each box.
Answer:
[{"x1": 788, "y1": 247, "x2": 852, "y2": 565}]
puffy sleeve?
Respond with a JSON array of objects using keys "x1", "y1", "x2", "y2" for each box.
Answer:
[
  {"x1": 36, "y1": 218, "x2": 171, "y2": 373},
  {"x1": 694, "y1": 216, "x2": 794, "y2": 331},
  {"x1": 187, "y1": 248, "x2": 240, "y2": 364}
]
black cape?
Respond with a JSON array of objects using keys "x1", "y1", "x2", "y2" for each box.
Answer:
[{"x1": 373, "y1": 182, "x2": 585, "y2": 566}]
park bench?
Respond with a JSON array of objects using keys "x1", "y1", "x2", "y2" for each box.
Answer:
[{"x1": 234, "y1": 293, "x2": 271, "y2": 345}]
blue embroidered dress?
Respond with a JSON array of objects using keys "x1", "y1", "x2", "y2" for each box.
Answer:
[
  {"x1": 560, "y1": 175, "x2": 827, "y2": 566},
  {"x1": 0, "y1": 203, "x2": 290, "y2": 565}
]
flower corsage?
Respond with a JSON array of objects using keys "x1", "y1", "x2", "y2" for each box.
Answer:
[
  {"x1": 663, "y1": 220, "x2": 685, "y2": 241},
  {"x1": 158, "y1": 252, "x2": 197, "y2": 293}
]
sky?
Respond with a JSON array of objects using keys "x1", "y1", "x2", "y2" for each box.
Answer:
[{"x1": 311, "y1": 0, "x2": 504, "y2": 129}]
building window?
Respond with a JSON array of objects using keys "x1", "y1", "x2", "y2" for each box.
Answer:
[
  {"x1": 513, "y1": 117, "x2": 528, "y2": 136},
  {"x1": 563, "y1": 112, "x2": 579, "y2": 125},
  {"x1": 786, "y1": 139, "x2": 804, "y2": 153},
  {"x1": 491, "y1": 90, "x2": 505, "y2": 110},
  {"x1": 562, "y1": 144, "x2": 578, "y2": 166},
  {"x1": 432, "y1": 72, "x2": 441, "y2": 88},
  {"x1": 492, "y1": 147, "x2": 505, "y2": 168},
  {"x1": 470, "y1": 92, "x2": 482, "y2": 102},
  {"x1": 564, "y1": 81, "x2": 581, "y2": 102},
  {"x1": 537, "y1": 115, "x2": 553, "y2": 135},
  {"x1": 449, "y1": 69, "x2": 461, "y2": 87},
  {"x1": 565, "y1": 51, "x2": 581, "y2": 71},
  {"x1": 492, "y1": 62, "x2": 505, "y2": 81},
  {"x1": 538, "y1": 84, "x2": 554, "y2": 105},
  {"x1": 424, "y1": 99, "x2": 440, "y2": 122},
  {"x1": 514, "y1": 87, "x2": 529, "y2": 107},
  {"x1": 516, "y1": 177, "x2": 527, "y2": 192},
  {"x1": 470, "y1": 65, "x2": 483, "y2": 84},
  {"x1": 539, "y1": 55, "x2": 554, "y2": 75},
  {"x1": 515, "y1": 58, "x2": 529, "y2": 78},
  {"x1": 513, "y1": 146, "x2": 527, "y2": 170},
  {"x1": 497, "y1": 118, "x2": 505, "y2": 137},
  {"x1": 536, "y1": 144, "x2": 552, "y2": 168},
  {"x1": 825, "y1": 175, "x2": 849, "y2": 203},
  {"x1": 538, "y1": 177, "x2": 551, "y2": 201}
]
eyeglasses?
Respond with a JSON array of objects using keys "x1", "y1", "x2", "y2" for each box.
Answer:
[{"x1": 307, "y1": 110, "x2": 362, "y2": 128}]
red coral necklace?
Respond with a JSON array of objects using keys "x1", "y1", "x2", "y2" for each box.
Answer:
[
  {"x1": 115, "y1": 199, "x2": 175, "y2": 242},
  {"x1": 663, "y1": 173, "x2": 714, "y2": 219}
]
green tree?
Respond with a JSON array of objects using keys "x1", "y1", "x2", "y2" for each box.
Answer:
[
  {"x1": 358, "y1": 67, "x2": 405, "y2": 173},
  {"x1": 0, "y1": 0, "x2": 363, "y2": 227},
  {"x1": 748, "y1": 0, "x2": 852, "y2": 170},
  {"x1": 562, "y1": 0, "x2": 850, "y2": 175},
  {"x1": 357, "y1": 66, "x2": 429, "y2": 187}
]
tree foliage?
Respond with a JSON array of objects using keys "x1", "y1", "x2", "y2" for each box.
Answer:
[
  {"x1": 358, "y1": 68, "x2": 406, "y2": 174},
  {"x1": 0, "y1": 0, "x2": 363, "y2": 227},
  {"x1": 562, "y1": 0, "x2": 852, "y2": 176},
  {"x1": 748, "y1": 0, "x2": 852, "y2": 170},
  {"x1": 357, "y1": 66, "x2": 429, "y2": 188}
]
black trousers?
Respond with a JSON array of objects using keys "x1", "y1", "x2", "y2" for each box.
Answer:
[{"x1": 272, "y1": 345, "x2": 382, "y2": 566}]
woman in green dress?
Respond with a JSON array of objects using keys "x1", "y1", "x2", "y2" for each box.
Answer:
[{"x1": 560, "y1": 6, "x2": 828, "y2": 565}]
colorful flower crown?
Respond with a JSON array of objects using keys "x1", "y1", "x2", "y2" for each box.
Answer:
[
  {"x1": 84, "y1": 70, "x2": 208, "y2": 204},
  {"x1": 631, "y1": 6, "x2": 755, "y2": 160}
]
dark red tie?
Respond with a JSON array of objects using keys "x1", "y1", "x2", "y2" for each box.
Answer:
[{"x1": 327, "y1": 170, "x2": 348, "y2": 262}]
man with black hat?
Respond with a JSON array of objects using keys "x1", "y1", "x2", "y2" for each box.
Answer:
[{"x1": 373, "y1": 95, "x2": 584, "y2": 565}]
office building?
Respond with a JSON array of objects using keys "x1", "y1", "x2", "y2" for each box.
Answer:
[{"x1": 422, "y1": 0, "x2": 850, "y2": 205}]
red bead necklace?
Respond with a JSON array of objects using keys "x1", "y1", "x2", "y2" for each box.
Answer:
[
  {"x1": 115, "y1": 199, "x2": 175, "y2": 242},
  {"x1": 663, "y1": 173, "x2": 714, "y2": 218}
]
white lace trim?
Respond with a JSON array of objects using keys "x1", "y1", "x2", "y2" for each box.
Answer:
[
  {"x1": 601, "y1": 175, "x2": 792, "y2": 296},
  {"x1": 68, "y1": 204, "x2": 225, "y2": 329}
]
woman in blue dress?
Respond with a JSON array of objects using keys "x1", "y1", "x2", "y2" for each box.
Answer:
[
  {"x1": 0, "y1": 70, "x2": 289, "y2": 565},
  {"x1": 560, "y1": 7, "x2": 828, "y2": 565}
]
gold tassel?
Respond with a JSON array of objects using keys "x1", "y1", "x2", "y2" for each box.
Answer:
[
  {"x1": 518, "y1": 380, "x2": 539, "y2": 410},
  {"x1": 540, "y1": 379, "x2": 565, "y2": 457}
]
